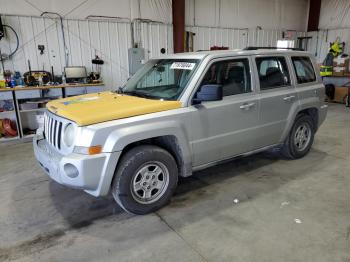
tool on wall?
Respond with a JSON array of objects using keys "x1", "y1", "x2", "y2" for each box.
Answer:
[
  {"x1": 0, "y1": 16, "x2": 4, "y2": 40},
  {"x1": 0, "y1": 49, "x2": 5, "y2": 73},
  {"x1": 0, "y1": 15, "x2": 19, "y2": 61},
  {"x1": 38, "y1": 45, "x2": 45, "y2": 55},
  {"x1": 23, "y1": 60, "x2": 51, "y2": 86},
  {"x1": 40, "y1": 12, "x2": 68, "y2": 67},
  {"x1": 89, "y1": 55, "x2": 104, "y2": 83}
]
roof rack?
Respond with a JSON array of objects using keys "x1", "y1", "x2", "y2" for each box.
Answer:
[{"x1": 243, "y1": 46, "x2": 304, "y2": 51}]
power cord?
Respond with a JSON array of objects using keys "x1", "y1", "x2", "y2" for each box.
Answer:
[{"x1": 1, "y1": 24, "x2": 20, "y2": 59}]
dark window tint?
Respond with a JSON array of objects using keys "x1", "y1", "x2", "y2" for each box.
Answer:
[
  {"x1": 256, "y1": 57, "x2": 290, "y2": 90},
  {"x1": 292, "y1": 57, "x2": 316, "y2": 84},
  {"x1": 200, "y1": 59, "x2": 251, "y2": 96}
]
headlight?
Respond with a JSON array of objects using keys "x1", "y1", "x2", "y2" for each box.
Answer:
[{"x1": 63, "y1": 123, "x2": 75, "y2": 147}]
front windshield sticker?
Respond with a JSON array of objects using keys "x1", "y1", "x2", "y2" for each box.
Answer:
[
  {"x1": 62, "y1": 96, "x2": 99, "y2": 105},
  {"x1": 170, "y1": 62, "x2": 196, "y2": 70}
]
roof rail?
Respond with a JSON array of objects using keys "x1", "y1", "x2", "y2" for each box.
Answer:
[{"x1": 243, "y1": 46, "x2": 304, "y2": 51}]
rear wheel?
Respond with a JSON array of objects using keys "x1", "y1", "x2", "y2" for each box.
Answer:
[
  {"x1": 281, "y1": 114, "x2": 315, "y2": 159},
  {"x1": 112, "y1": 145, "x2": 178, "y2": 215}
]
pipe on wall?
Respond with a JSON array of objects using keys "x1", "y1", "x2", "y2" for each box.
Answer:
[{"x1": 172, "y1": 0, "x2": 185, "y2": 53}]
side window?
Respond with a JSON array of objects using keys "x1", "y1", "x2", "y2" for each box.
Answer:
[
  {"x1": 292, "y1": 56, "x2": 316, "y2": 84},
  {"x1": 256, "y1": 57, "x2": 290, "y2": 90},
  {"x1": 200, "y1": 58, "x2": 251, "y2": 96}
]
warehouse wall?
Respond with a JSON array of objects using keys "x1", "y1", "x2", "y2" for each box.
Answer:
[
  {"x1": 305, "y1": 0, "x2": 350, "y2": 62},
  {"x1": 187, "y1": 26, "x2": 306, "y2": 51},
  {"x1": 0, "y1": 0, "x2": 172, "y2": 23},
  {"x1": 0, "y1": 0, "x2": 309, "y2": 89},
  {"x1": 185, "y1": 0, "x2": 309, "y2": 31},
  {"x1": 1, "y1": 0, "x2": 309, "y2": 30},
  {"x1": 185, "y1": 0, "x2": 308, "y2": 54},
  {"x1": 0, "y1": 15, "x2": 172, "y2": 90}
]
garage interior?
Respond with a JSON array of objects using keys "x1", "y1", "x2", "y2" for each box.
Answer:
[{"x1": 0, "y1": 0, "x2": 350, "y2": 261}]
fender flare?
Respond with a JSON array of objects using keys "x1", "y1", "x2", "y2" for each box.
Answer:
[
  {"x1": 104, "y1": 120, "x2": 193, "y2": 176},
  {"x1": 280, "y1": 101, "x2": 319, "y2": 142}
]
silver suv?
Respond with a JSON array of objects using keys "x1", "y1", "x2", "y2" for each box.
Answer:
[{"x1": 33, "y1": 48, "x2": 328, "y2": 214}]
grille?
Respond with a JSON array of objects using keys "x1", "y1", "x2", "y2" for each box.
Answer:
[{"x1": 44, "y1": 113, "x2": 63, "y2": 150}]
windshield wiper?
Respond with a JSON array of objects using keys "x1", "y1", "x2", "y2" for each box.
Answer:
[{"x1": 123, "y1": 90, "x2": 159, "y2": 99}]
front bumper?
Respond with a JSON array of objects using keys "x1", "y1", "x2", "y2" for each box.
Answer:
[{"x1": 33, "y1": 132, "x2": 121, "y2": 196}]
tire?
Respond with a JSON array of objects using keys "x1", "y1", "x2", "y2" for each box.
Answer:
[
  {"x1": 281, "y1": 114, "x2": 315, "y2": 159},
  {"x1": 112, "y1": 145, "x2": 178, "y2": 215}
]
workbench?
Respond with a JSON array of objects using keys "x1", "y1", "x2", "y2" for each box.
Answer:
[{"x1": 0, "y1": 83, "x2": 105, "y2": 143}]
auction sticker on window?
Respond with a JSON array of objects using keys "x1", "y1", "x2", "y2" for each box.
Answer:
[{"x1": 170, "y1": 62, "x2": 196, "y2": 70}]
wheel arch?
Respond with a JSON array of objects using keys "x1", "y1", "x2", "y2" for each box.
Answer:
[
  {"x1": 281, "y1": 106, "x2": 319, "y2": 142},
  {"x1": 297, "y1": 107, "x2": 319, "y2": 131},
  {"x1": 117, "y1": 135, "x2": 190, "y2": 178}
]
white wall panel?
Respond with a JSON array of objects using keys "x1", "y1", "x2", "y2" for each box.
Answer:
[
  {"x1": 0, "y1": 9, "x2": 308, "y2": 92},
  {"x1": 0, "y1": 0, "x2": 172, "y2": 23},
  {"x1": 139, "y1": 0, "x2": 172, "y2": 24},
  {"x1": 319, "y1": 0, "x2": 350, "y2": 29},
  {"x1": 186, "y1": 26, "x2": 248, "y2": 51},
  {"x1": 307, "y1": 29, "x2": 350, "y2": 63},
  {"x1": 0, "y1": 0, "x2": 309, "y2": 30},
  {"x1": 0, "y1": 15, "x2": 133, "y2": 90},
  {"x1": 187, "y1": 26, "x2": 304, "y2": 51},
  {"x1": 139, "y1": 22, "x2": 173, "y2": 59},
  {"x1": 185, "y1": 0, "x2": 309, "y2": 31},
  {"x1": 307, "y1": 1, "x2": 350, "y2": 62}
]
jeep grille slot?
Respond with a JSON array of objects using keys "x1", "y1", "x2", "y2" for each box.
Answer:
[{"x1": 44, "y1": 113, "x2": 63, "y2": 150}]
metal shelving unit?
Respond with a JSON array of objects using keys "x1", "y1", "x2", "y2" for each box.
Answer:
[
  {"x1": 0, "y1": 84, "x2": 105, "y2": 144},
  {"x1": 0, "y1": 90, "x2": 21, "y2": 142}
]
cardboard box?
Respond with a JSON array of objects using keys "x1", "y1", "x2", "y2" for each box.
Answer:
[
  {"x1": 333, "y1": 56, "x2": 350, "y2": 69},
  {"x1": 333, "y1": 66, "x2": 345, "y2": 76},
  {"x1": 333, "y1": 86, "x2": 349, "y2": 103}
]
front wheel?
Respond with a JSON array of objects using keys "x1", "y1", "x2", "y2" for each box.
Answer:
[
  {"x1": 281, "y1": 114, "x2": 315, "y2": 159},
  {"x1": 112, "y1": 145, "x2": 178, "y2": 215}
]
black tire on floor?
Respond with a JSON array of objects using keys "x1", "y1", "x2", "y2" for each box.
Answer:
[
  {"x1": 112, "y1": 145, "x2": 178, "y2": 215},
  {"x1": 281, "y1": 114, "x2": 315, "y2": 159}
]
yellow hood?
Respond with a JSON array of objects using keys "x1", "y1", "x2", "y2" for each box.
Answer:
[{"x1": 46, "y1": 92, "x2": 182, "y2": 126}]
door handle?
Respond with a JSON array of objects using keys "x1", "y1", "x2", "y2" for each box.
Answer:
[
  {"x1": 283, "y1": 95, "x2": 295, "y2": 102},
  {"x1": 240, "y1": 102, "x2": 255, "y2": 110}
]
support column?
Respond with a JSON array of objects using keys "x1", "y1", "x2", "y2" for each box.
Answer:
[
  {"x1": 172, "y1": 0, "x2": 185, "y2": 53},
  {"x1": 307, "y1": 0, "x2": 321, "y2": 31}
]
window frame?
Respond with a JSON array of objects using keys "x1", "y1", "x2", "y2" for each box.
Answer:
[
  {"x1": 189, "y1": 56, "x2": 255, "y2": 103},
  {"x1": 254, "y1": 55, "x2": 292, "y2": 92},
  {"x1": 291, "y1": 56, "x2": 317, "y2": 85}
]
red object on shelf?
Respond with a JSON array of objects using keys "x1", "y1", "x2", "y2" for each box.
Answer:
[
  {"x1": 2, "y1": 118, "x2": 17, "y2": 137},
  {"x1": 210, "y1": 46, "x2": 229, "y2": 51}
]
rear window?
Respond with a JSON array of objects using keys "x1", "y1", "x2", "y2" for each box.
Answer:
[
  {"x1": 292, "y1": 57, "x2": 316, "y2": 84},
  {"x1": 256, "y1": 56, "x2": 290, "y2": 90}
]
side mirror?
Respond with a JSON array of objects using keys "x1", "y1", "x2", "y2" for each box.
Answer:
[{"x1": 193, "y1": 84, "x2": 223, "y2": 104}]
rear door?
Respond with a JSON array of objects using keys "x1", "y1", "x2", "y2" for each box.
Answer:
[
  {"x1": 254, "y1": 55, "x2": 299, "y2": 148},
  {"x1": 291, "y1": 55, "x2": 324, "y2": 104}
]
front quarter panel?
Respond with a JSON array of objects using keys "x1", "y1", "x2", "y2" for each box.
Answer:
[{"x1": 87, "y1": 108, "x2": 194, "y2": 174}]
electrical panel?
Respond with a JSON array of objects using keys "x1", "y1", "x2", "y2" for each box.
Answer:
[{"x1": 128, "y1": 48, "x2": 145, "y2": 75}]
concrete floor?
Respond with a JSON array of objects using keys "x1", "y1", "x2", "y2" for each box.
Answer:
[{"x1": 0, "y1": 103, "x2": 350, "y2": 262}]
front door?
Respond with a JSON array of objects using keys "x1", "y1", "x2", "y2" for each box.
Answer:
[{"x1": 190, "y1": 57, "x2": 260, "y2": 167}]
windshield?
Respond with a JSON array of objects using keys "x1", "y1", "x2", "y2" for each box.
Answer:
[{"x1": 122, "y1": 59, "x2": 200, "y2": 100}]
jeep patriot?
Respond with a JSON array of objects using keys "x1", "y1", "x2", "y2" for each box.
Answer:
[{"x1": 33, "y1": 48, "x2": 328, "y2": 214}]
